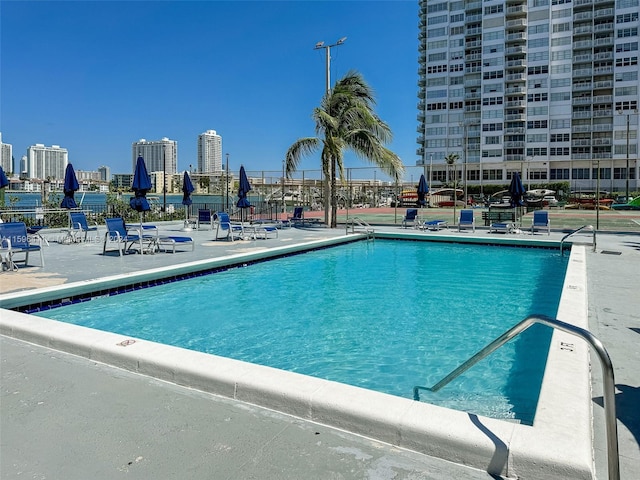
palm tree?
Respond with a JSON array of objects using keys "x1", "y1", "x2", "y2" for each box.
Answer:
[{"x1": 285, "y1": 71, "x2": 404, "y2": 227}]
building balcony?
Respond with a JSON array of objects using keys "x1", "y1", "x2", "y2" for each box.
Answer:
[
  {"x1": 506, "y1": 100, "x2": 526, "y2": 108},
  {"x1": 573, "y1": 111, "x2": 593, "y2": 119},
  {"x1": 505, "y1": 86, "x2": 526, "y2": 95},
  {"x1": 572, "y1": 139, "x2": 592, "y2": 146},
  {"x1": 574, "y1": 0, "x2": 594, "y2": 7},
  {"x1": 505, "y1": 5, "x2": 527, "y2": 16},
  {"x1": 573, "y1": 68, "x2": 593, "y2": 78},
  {"x1": 572, "y1": 125, "x2": 592, "y2": 133},
  {"x1": 593, "y1": 138, "x2": 612, "y2": 145},
  {"x1": 592, "y1": 124, "x2": 613, "y2": 132},
  {"x1": 594, "y1": 22, "x2": 614, "y2": 33},
  {"x1": 594, "y1": 66, "x2": 613, "y2": 75},
  {"x1": 504, "y1": 127, "x2": 524, "y2": 134},
  {"x1": 506, "y1": 59, "x2": 526, "y2": 69},
  {"x1": 504, "y1": 141, "x2": 525, "y2": 148},
  {"x1": 506, "y1": 73, "x2": 527, "y2": 82},
  {"x1": 593, "y1": 51, "x2": 613, "y2": 61},
  {"x1": 594, "y1": 37, "x2": 614, "y2": 47},
  {"x1": 594, "y1": 8, "x2": 614, "y2": 19},
  {"x1": 505, "y1": 18, "x2": 527, "y2": 29},
  {"x1": 505, "y1": 32, "x2": 527, "y2": 42},
  {"x1": 593, "y1": 95, "x2": 613, "y2": 104},
  {"x1": 573, "y1": 97, "x2": 593, "y2": 105},
  {"x1": 505, "y1": 46, "x2": 527, "y2": 55},
  {"x1": 593, "y1": 80, "x2": 613, "y2": 89},
  {"x1": 574, "y1": 12, "x2": 593, "y2": 21},
  {"x1": 573, "y1": 83, "x2": 593, "y2": 91},
  {"x1": 505, "y1": 113, "x2": 526, "y2": 121}
]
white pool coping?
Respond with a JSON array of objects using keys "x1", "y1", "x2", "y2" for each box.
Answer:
[{"x1": 0, "y1": 236, "x2": 594, "y2": 479}]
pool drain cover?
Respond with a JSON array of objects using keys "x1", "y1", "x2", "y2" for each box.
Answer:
[{"x1": 600, "y1": 250, "x2": 622, "y2": 255}]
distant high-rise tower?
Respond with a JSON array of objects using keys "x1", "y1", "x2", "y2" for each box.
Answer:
[
  {"x1": 98, "y1": 165, "x2": 111, "y2": 182},
  {"x1": 417, "y1": 0, "x2": 639, "y2": 192},
  {"x1": 0, "y1": 132, "x2": 13, "y2": 174},
  {"x1": 26, "y1": 143, "x2": 68, "y2": 180},
  {"x1": 197, "y1": 130, "x2": 222, "y2": 173},
  {"x1": 132, "y1": 138, "x2": 177, "y2": 174}
]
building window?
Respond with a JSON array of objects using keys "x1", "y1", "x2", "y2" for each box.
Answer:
[
  {"x1": 483, "y1": 169, "x2": 504, "y2": 181},
  {"x1": 572, "y1": 168, "x2": 590, "y2": 180},
  {"x1": 527, "y1": 120, "x2": 548, "y2": 129},
  {"x1": 551, "y1": 134, "x2": 570, "y2": 142},
  {"x1": 550, "y1": 147, "x2": 570, "y2": 155},
  {"x1": 550, "y1": 168, "x2": 570, "y2": 180}
]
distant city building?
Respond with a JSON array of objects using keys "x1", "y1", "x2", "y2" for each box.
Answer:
[
  {"x1": 132, "y1": 138, "x2": 177, "y2": 174},
  {"x1": 26, "y1": 143, "x2": 68, "y2": 180},
  {"x1": 76, "y1": 170, "x2": 103, "y2": 181},
  {"x1": 98, "y1": 165, "x2": 110, "y2": 182},
  {"x1": 20, "y1": 156, "x2": 27, "y2": 176},
  {"x1": 0, "y1": 132, "x2": 13, "y2": 173},
  {"x1": 112, "y1": 173, "x2": 135, "y2": 190},
  {"x1": 197, "y1": 130, "x2": 222, "y2": 173}
]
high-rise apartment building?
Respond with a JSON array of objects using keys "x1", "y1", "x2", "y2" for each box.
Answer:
[
  {"x1": 197, "y1": 130, "x2": 223, "y2": 173},
  {"x1": 417, "y1": 0, "x2": 639, "y2": 192},
  {"x1": 132, "y1": 138, "x2": 177, "y2": 174},
  {"x1": 26, "y1": 143, "x2": 68, "y2": 180},
  {"x1": 0, "y1": 132, "x2": 13, "y2": 174},
  {"x1": 98, "y1": 165, "x2": 111, "y2": 182}
]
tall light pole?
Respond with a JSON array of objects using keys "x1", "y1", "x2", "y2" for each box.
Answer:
[
  {"x1": 163, "y1": 143, "x2": 167, "y2": 214},
  {"x1": 225, "y1": 153, "x2": 229, "y2": 212},
  {"x1": 315, "y1": 37, "x2": 346, "y2": 226},
  {"x1": 281, "y1": 158, "x2": 285, "y2": 216},
  {"x1": 429, "y1": 154, "x2": 433, "y2": 207},
  {"x1": 315, "y1": 37, "x2": 347, "y2": 93}
]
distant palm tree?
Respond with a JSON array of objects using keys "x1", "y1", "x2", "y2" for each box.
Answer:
[
  {"x1": 444, "y1": 153, "x2": 459, "y2": 187},
  {"x1": 444, "y1": 153, "x2": 460, "y2": 222},
  {"x1": 285, "y1": 71, "x2": 404, "y2": 227}
]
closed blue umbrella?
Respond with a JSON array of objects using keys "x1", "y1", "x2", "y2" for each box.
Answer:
[
  {"x1": 130, "y1": 156, "x2": 151, "y2": 213},
  {"x1": 181, "y1": 171, "x2": 194, "y2": 227},
  {"x1": 508, "y1": 172, "x2": 526, "y2": 208},
  {"x1": 60, "y1": 163, "x2": 79, "y2": 209},
  {"x1": 182, "y1": 171, "x2": 194, "y2": 206},
  {"x1": 417, "y1": 174, "x2": 428, "y2": 207},
  {"x1": 0, "y1": 166, "x2": 8, "y2": 206},
  {"x1": 237, "y1": 165, "x2": 252, "y2": 221}
]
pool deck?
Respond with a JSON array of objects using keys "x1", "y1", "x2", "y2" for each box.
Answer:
[{"x1": 1, "y1": 222, "x2": 638, "y2": 479}]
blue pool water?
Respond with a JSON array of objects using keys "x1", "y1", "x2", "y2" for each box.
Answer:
[{"x1": 35, "y1": 240, "x2": 568, "y2": 424}]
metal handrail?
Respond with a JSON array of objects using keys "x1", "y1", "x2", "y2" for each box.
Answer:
[
  {"x1": 345, "y1": 217, "x2": 374, "y2": 238},
  {"x1": 560, "y1": 224, "x2": 596, "y2": 255},
  {"x1": 413, "y1": 314, "x2": 619, "y2": 480}
]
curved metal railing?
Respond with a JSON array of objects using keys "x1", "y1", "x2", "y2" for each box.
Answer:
[
  {"x1": 413, "y1": 314, "x2": 619, "y2": 480},
  {"x1": 345, "y1": 217, "x2": 374, "y2": 239},
  {"x1": 560, "y1": 224, "x2": 596, "y2": 255}
]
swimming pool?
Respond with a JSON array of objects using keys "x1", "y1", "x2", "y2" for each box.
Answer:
[{"x1": 33, "y1": 239, "x2": 567, "y2": 424}]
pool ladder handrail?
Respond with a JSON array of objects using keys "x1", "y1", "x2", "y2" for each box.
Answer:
[
  {"x1": 345, "y1": 217, "x2": 374, "y2": 239},
  {"x1": 413, "y1": 314, "x2": 619, "y2": 480},
  {"x1": 560, "y1": 224, "x2": 596, "y2": 255}
]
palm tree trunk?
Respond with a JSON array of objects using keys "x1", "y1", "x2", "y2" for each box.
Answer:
[{"x1": 330, "y1": 158, "x2": 337, "y2": 228}]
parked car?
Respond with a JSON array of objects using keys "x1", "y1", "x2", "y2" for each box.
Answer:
[{"x1": 543, "y1": 195, "x2": 558, "y2": 206}]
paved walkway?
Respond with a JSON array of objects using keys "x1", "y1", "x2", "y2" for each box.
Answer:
[{"x1": 1, "y1": 222, "x2": 638, "y2": 479}]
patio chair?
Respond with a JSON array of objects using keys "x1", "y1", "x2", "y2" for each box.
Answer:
[
  {"x1": 157, "y1": 236, "x2": 194, "y2": 253},
  {"x1": 402, "y1": 209, "x2": 419, "y2": 228},
  {"x1": 531, "y1": 210, "x2": 550, "y2": 235},
  {"x1": 420, "y1": 219, "x2": 447, "y2": 231},
  {"x1": 288, "y1": 206, "x2": 304, "y2": 224},
  {"x1": 103, "y1": 217, "x2": 142, "y2": 256},
  {"x1": 215, "y1": 212, "x2": 244, "y2": 241},
  {"x1": 197, "y1": 209, "x2": 214, "y2": 230},
  {"x1": 69, "y1": 211, "x2": 99, "y2": 242},
  {"x1": 458, "y1": 209, "x2": 475, "y2": 232},
  {"x1": 0, "y1": 221, "x2": 44, "y2": 268}
]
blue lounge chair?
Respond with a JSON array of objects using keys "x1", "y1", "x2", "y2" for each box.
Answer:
[
  {"x1": 197, "y1": 209, "x2": 213, "y2": 230},
  {"x1": 531, "y1": 210, "x2": 550, "y2": 235},
  {"x1": 157, "y1": 236, "x2": 194, "y2": 253},
  {"x1": 458, "y1": 209, "x2": 475, "y2": 232},
  {"x1": 0, "y1": 221, "x2": 44, "y2": 268},
  {"x1": 215, "y1": 212, "x2": 244, "y2": 241},
  {"x1": 103, "y1": 217, "x2": 142, "y2": 256},
  {"x1": 70, "y1": 211, "x2": 99, "y2": 242},
  {"x1": 420, "y1": 219, "x2": 447, "y2": 231},
  {"x1": 402, "y1": 209, "x2": 419, "y2": 228},
  {"x1": 289, "y1": 206, "x2": 304, "y2": 224}
]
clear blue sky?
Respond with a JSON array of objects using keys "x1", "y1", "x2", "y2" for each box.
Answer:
[{"x1": 1, "y1": 0, "x2": 419, "y2": 180}]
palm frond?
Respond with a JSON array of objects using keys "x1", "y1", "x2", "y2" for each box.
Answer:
[{"x1": 285, "y1": 138, "x2": 319, "y2": 177}]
